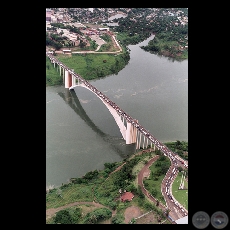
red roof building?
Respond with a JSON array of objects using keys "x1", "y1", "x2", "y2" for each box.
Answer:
[{"x1": 120, "y1": 192, "x2": 134, "y2": 202}]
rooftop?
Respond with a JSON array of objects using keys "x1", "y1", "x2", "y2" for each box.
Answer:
[
  {"x1": 175, "y1": 215, "x2": 188, "y2": 224},
  {"x1": 120, "y1": 192, "x2": 134, "y2": 202}
]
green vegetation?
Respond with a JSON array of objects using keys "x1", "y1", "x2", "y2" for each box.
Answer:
[
  {"x1": 46, "y1": 141, "x2": 188, "y2": 224},
  {"x1": 143, "y1": 154, "x2": 171, "y2": 205},
  {"x1": 47, "y1": 149, "x2": 167, "y2": 224},
  {"x1": 46, "y1": 184, "x2": 94, "y2": 208},
  {"x1": 46, "y1": 51, "x2": 130, "y2": 85},
  {"x1": 98, "y1": 34, "x2": 117, "y2": 52},
  {"x1": 140, "y1": 32, "x2": 188, "y2": 61},
  {"x1": 83, "y1": 207, "x2": 112, "y2": 224},
  {"x1": 47, "y1": 205, "x2": 112, "y2": 224},
  {"x1": 111, "y1": 8, "x2": 188, "y2": 61},
  {"x1": 172, "y1": 171, "x2": 188, "y2": 210},
  {"x1": 46, "y1": 56, "x2": 63, "y2": 86},
  {"x1": 54, "y1": 209, "x2": 76, "y2": 224},
  {"x1": 165, "y1": 140, "x2": 188, "y2": 161},
  {"x1": 115, "y1": 31, "x2": 150, "y2": 46}
]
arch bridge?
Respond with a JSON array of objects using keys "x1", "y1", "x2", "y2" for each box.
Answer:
[{"x1": 46, "y1": 52, "x2": 188, "y2": 167}]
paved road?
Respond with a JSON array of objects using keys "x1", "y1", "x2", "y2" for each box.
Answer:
[{"x1": 137, "y1": 154, "x2": 186, "y2": 222}]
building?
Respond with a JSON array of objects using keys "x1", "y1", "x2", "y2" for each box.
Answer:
[
  {"x1": 62, "y1": 49, "x2": 71, "y2": 54},
  {"x1": 120, "y1": 192, "x2": 134, "y2": 202},
  {"x1": 175, "y1": 215, "x2": 188, "y2": 224},
  {"x1": 98, "y1": 27, "x2": 110, "y2": 31}
]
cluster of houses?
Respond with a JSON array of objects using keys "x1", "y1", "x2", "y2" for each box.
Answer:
[
  {"x1": 46, "y1": 8, "x2": 113, "y2": 52},
  {"x1": 46, "y1": 8, "x2": 71, "y2": 23}
]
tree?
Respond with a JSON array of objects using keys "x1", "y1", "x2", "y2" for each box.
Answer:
[
  {"x1": 72, "y1": 207, "x2": 82, "y2": 223},
  {"x1": 89, "y1": 214, "x2": 97, "y2": 224},
  {"x1": 129, "y1": 218, "x2": 136, "y2": 224},
  {"x1": 54, "y1": 210, "x2": 74, "y2": 224},
  {"x1": 111, "y1": 214, "x2": 124, "y2": 224}
]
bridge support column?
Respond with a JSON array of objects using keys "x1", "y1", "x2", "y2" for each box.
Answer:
[
  {"x1": 142, "y1": 136, "x2": 148, "y2": 149},
  {"x1": 142, "y1": 136, "x2": 145, "y2": 149},
  {"x1": 65, "y1": 70, "x2": 73, "y2": 88},
  {"x1": 133, "y1": 120, "x2": 138, "y2": 144},
  {"x1": 138, "y1": 131, "x2": 142, "y2": 149},
  {"x1": 126, "y1": 122, "x2": 131, "y2": 144},
  {"x1": 136, "y1": 131, "x2": 139, "y2": 149},
  {"x1": 72, "y1": 75, "x2": 76, "y2": 86},
  {"x1": 136, "y1": 130, "x2": 142, "y2": 150},
  {"x1": 146, "y1": 138, "x2": 149, "y2": 148},
  {"x1": 126, "y1": 122, "x2": 137, "y2": 145},
  {"x1": 150, "y1": 142, "x2": 155, "y2": 151},
  {"x1": 145, "y1": 138, "x2": 147, "y2": 149},
  {"x1": 64, "y1": 70, "x2": 69, "y2": 88},
  {"x1": 59, "y1": 65, "x2": 62, "y2": 76}
]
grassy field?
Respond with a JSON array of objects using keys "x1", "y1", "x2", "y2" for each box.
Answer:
[
  {"x1": 143, "y1": 157, "x2": 171, "y2": 205},
  {"x1": 58, "y1": 53, "x2": 117, "y2": 79},
  {"x1": 172, "y1": 171, "x2": 188, "y2": 210},
  {"x1": 46, "y1": 184, "x2": 95, "y2": 209},
  {"x1": 46, "y1": 51, "x2": 129, "y2": 86}
]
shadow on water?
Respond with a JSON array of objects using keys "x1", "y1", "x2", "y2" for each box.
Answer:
[{"x1": 57, "y1": 88, "x2": 136, "y2": 158}]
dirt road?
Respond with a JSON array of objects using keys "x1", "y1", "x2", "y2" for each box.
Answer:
[
  {"x1": 46, "y1": 201, "x2": 116, "y2": 220},
  {"x1": 46, "y1": 151, "x2": 181, "y2": 224}
]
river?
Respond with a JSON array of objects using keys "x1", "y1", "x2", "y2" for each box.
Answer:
[{"x1": 46, "y1": 34, "x2": 188, "y2": 188}]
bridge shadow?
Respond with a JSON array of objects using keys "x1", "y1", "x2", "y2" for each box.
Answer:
[{"x1": 57, "y1": 88, "x2": 136, "y2": 158}]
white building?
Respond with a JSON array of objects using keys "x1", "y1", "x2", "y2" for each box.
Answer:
[{"x1": 175, "y1": 216, "x2": 188, "y2": 224}]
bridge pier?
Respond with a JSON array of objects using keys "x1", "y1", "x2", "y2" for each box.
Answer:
[
  {"x1": 62, "y1": 67, "x2": 65, "y2": 83},
  {"x1": 64, "y1": 71, "x2": 76, "y2": 88},
  {"x1": 71, "y1": 73, "x2": 76, "y2": 87},
  {"x1": 138, "y1": 131, "x2": 142, "y2": 149},
  {"x1": 135, "y1": 131, "x2": 155, "y2": 150},
  {"x1": 143, "y1": 135, "x2": 146, "y2": 149},
  {"x1": 126, "y1": 122, "x2": 137, "y2": 145},
  {"x1": 59, "y1": 65, "x2": 62, "y2": 76},
  {"x1": 64, "y1": 70, "x2": 70, "y2": 88}
]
